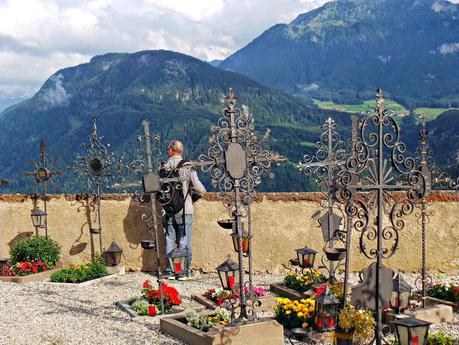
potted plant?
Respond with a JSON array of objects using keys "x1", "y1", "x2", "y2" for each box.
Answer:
[
  {"x1": 335, "y1": 304, "x2": 375, "y2": 345},
  {"x1": 273, "y1": 297, "x2": 316, "y2": 330}
]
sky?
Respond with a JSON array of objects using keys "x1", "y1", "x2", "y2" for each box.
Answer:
[{"x1": 0, "y1": 0, "x2": 329, "y2": 100}]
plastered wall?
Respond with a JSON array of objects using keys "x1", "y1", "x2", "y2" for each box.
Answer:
[{"x1": 0, "y1": 193, "x2": 458, "y2": 274}]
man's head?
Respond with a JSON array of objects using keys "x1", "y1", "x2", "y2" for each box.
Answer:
[{"x1": 167, "y1": 140, "x2": 184, "y2": 157}]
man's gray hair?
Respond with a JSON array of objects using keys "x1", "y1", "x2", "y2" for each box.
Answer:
[{"x1": 168, "y1": 140, "x2": 184, "y2": 154}]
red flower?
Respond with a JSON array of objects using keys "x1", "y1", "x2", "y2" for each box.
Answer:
[{"x1": 143, "y1": 280, "x2": 151, "y2": 289}]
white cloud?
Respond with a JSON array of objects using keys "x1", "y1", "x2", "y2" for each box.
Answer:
[
  {"x1": 438, "y1": 42, "x2": 459, "y2": 54},
  {"x1": 0, "y1": 0, "x2": 328, "y2": 99}
]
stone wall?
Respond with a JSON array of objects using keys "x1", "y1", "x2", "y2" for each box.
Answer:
[{"x1": 1, "y1": 193, "x2": 458, "y2": 274}]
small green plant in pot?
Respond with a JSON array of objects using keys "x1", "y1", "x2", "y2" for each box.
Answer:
[
  {"x1": 10, "y1": 235, "x2": 61, "y2": 268},
  {"x1": 335, "y1": 304, "x2": 375, "y2": 345}
]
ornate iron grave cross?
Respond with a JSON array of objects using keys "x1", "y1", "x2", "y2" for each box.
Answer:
[
  {"x1": 299, "y1": 117, "x2": 348, "y2": 281},
  {"x1": 72, "y1": 119, "x2": 124, "y2": 257},
  {"x1": 415, "y1": 123, "x2": 459, "y2": 304},
  {"x1": 190, "y1": 88, "x2": 285, "y2": 323},
  {"x1": 25, "y1": 138, "x2": 63, "y2": 237},
  {"x1": 336, "y1": 90, "x2": 426, "y2": 344},
  {"x1": 127, "y1": 120, "x2": 185, "y2": 315}
]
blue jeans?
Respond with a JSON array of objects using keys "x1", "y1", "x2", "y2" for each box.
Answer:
[{"x1": 164, "y1": 214, "x2": 193, "y2": 274}]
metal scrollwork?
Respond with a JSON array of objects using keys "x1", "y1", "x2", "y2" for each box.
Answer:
[
  {"x1": 71, "y1": 119, "x2": 125, "y2": 194},
  {"x1": 197, "y1": 88, "x2": 285, "y2": 323},
  {"x1": 335, "y1": 89, "x2": 427, "y2": 345}
]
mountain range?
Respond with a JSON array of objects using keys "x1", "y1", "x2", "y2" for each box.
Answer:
[
  {"x1": 0, "y1": 50, "x2": 347, "y2": 192},
  {"x1": 1, "y1": 0, "x2": 459, "y2": 193},
  {"x1": 220, "y1": 0, "x2": 459, "y2": 108}
]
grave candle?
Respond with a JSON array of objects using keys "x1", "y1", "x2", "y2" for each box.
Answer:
[
  {"x1": 149, "y1": 305, "x2": 156, "y2": 317},
  {"x1": 411, "y1": 335, "x2": 419, "y2": 345},
  {"x1": 175, "y1": 262, "x2": 182, "y2": 273},
  {"x1": 317, "y1": 316, "x2": 323, "y2": 329},
  {"x1": 326, "y1": 315, "x2": 335, "y2": 328},
  {"x1": 228, "y1": 276, "x2": 235, "y2": 289},
  {"x1": 303, "y1": 258, "x2": 309, "y2": 267}
]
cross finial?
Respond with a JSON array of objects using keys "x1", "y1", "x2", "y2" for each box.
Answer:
[
  {"x1": 225, "y1": 88, "x2": 237, "y2": 110},
  {"x1": 40, "y1": 138, "x2": 46, "y2": 153},
  {"x1": 91, "y1": 118, "x2": 98, "y2": 139},
  {"x1": 376, "y1": 88, "x2": 385, "y2": 114}
]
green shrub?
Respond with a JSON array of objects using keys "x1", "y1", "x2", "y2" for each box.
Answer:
[
  {"x1": 428, "y1": 331, "x2": 456, "y2": 345},
  {"x1": 10, "y1": 236, "x2": 61, "y2": 268},
  {"x1": 131, "y1": 299, "x2": 149, "y2": 316},
  {"x1": 50, "y1": 255, "x2": 108, "y2": 283}
]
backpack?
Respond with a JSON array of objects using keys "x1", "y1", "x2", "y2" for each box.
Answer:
[{"x1": 157, "y1": 160, "x2": 187, "y2": 215}]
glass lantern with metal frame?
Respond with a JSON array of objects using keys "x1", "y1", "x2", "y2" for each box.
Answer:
[
  {"x1": 31, "y1": 206, "x2": 47, "y2": 235},
  {"x1": 104, "y1": 241, "x2": 123, "y2": 266},
  {"x1": 167, "y1": 247, "x2": 187, "y2": 277},
  {"x1": 392, "y1": 317, "x2": 431, "y2": 345},
  {"x1": 296, "y1": 246, "x2": 317, "y2": 270},
  {"x1": 391, "y1": 274, "x2": 412, "y2": 314},
  {"x1": 314, "y1": 287, "x2": 339, "y2": 331},
  {"x1": 216, "y1": 257, "x2": 239, "y2": 290}
]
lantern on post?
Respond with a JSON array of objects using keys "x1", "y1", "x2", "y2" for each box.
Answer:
[
  {"x1": 216, "y1": 257, "x2": 239, "y2": 290},
  {"x1": 31, "y1": 206, "x2": 47, "y2": 235},
  {"x1": 167, "y1": 247, "x2": 187, "y2": 277},
  {"x1": 392, "y1": 317, "x2": 431, "y2": 345},
  {"x1": 296, "y1": 246, "x2": 317, "y2": 269},
  {"x1": 314, "y1": 287, "x2": 339, "y2": 331},
  {"x1": 391, "y1": 274, "x2": 412, "y2": 314},
  {"x1": 104, "y1": 241, "x2": 122, "y2": 266},
  {"x1": 231, "y1": 232, "x2": 250, "y2": 255}
]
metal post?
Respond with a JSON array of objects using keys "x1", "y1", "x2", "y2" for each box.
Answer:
[{"x1": 143, "y1": 120, "x2": 164, "y2": 314}]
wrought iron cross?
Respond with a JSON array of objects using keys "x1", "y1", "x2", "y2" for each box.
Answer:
[
  {"x1": 128, "y1": 120, "x2": 185, "y2": 314},
  {"x1": 25, "y1": 138, "x2": 63, "y2": 237},
  {"x1": 191, "y1": 88, "x2": 285, "y2": 323},
  {"x1": 336, "y1": 89, "x2": 426, "y2": 344},
  {"x1": 299, "y1": 117, "x2": 347, "y2": 280},
  {"x1": 72, "y1": 119, "x2": 124, "y2": 256},
  {"x1": 415, "y1": 122, "x2": 458, "y2": 304}
]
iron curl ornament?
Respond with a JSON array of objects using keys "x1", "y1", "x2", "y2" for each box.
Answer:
[
  {"x1": 196, "y1": 88, "x2": 285, "y2": 323},
  {"x1": 335, "y1": 89, "x2": 426, "y2": 345},
  {"x1": 71, "y1": 119, "x2": 125, "y2": 194}
]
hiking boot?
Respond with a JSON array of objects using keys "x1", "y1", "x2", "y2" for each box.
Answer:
[{"x1": 178, "y1": 272, "x2": 195, "y2": 281}]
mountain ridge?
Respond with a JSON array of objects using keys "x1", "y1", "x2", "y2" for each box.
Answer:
[{"x1": 220, "y1": 0, "x2": 459, "y2": 108}]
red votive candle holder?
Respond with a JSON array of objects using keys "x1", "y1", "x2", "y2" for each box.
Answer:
[{"x1": 149, "y1": 305, "x2": 156, "y2": 317}]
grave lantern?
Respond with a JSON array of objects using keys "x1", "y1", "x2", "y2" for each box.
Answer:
[
  {"x1": 391, "y1": 274, "x2": 412, "y2": 314},
  {"x1": 231, "y1": 232, "x2": 250, "y2": 255},
  {"x1": 216, "y1": 257, "x2": 239, "y2": 290},
  {"x1": 31, "y1": 206, "x2": 47, "y2": 234},
  {"x1": 392, "y1": 317, "x2": 431, "y2": 345},
  {"x1": 104, "y1": 241, "x2": 122, "y2": 266},
  {"x1": 167, "y1": 247, "x2": 187, "y2": 276},
  {"x1": 296, "y1": 246, "x2": 317, "y2": 269},
  {"x1": 314, "y1": 287, "x2": 339, "y2": 331}
]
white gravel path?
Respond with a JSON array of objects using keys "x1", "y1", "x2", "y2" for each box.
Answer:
[{"x1": 0, "y1": 272, "x2": 457, "y2": 345}]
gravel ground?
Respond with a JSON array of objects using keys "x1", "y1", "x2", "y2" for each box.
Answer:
[{"x1": 0, "y1": 272, "x2": 457, "y2": 345}]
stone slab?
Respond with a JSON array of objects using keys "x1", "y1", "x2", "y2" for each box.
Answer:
[
  {"x1": 115, "y1": 300, "x2": 186, "y2": 321},
  {"x1": 160, "y1": 315, "x2": 284, "y2": 345},
  {"x1": 405, "y1": 304, "x2": 454, "y2": 324},
  {"x1": 425, "y1": 296, "x2": 459, "y2": 313},
  {"x1": 47, "y1": 270, "x2": 124, "y2": 287},
  {"x1": 270, "y1": 283, "x2": 313, "y2": 300},
  {"x1": 192, "y1": 294, "x2": 278, "y2": 313},
  {"x1": 0, "y1": 268, "x2": 61, "y2": 284}
]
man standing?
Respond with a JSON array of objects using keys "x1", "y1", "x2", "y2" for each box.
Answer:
[{"x1": 162, "y1": 140, "x2": 206, "y2": 280}]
